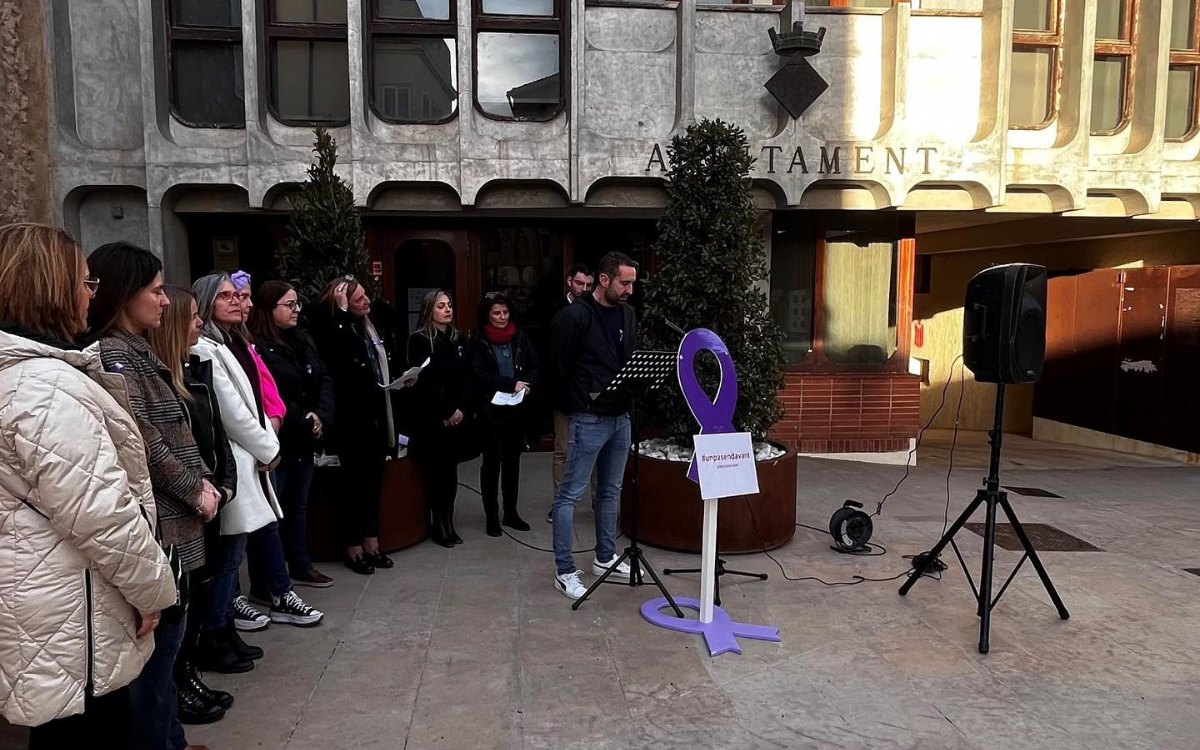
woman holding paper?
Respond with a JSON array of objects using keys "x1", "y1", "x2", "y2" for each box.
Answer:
[
  {"x1": 249, "y1": 281, "x2": 336, "y2": 588},
  {"x1": 306, "y1": 276, "x2": 399, "y2": 574},
  {"x1": 407, "y1": 290, "x2": 475, "y2": 548},
  {"x1": 469, "y1": 293, "x2": 540, "y2": 536}
]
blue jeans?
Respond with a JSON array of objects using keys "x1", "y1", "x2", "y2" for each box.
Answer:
[
  {"x1": 552, "y1": 413, "x2": 631, "y2": 575},
  {"x1": 129, "y1": 603, "x2": 188, "y2": 750},
  {"x1": 247, "y1": 521, "x2": 293, "y2": 599},
  {"x1": 274, "y1": 455, "x2": 316, "y2": 574},
  {"x1": 204, "y1": 533, "x2": 247, "y2": 630}
]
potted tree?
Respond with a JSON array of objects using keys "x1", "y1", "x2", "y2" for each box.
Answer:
[
  {"x1": 625, "y1": 119, "x2": 797, "y2": 553},
  {"x1": 282, "y1": 129, "x2": 427, "y2": 560}
]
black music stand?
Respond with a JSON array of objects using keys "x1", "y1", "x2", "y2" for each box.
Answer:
[{"x1": 572, "y1": 351, "x2": 684, "y2": 617}]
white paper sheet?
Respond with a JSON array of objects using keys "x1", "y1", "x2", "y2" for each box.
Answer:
[
  {"x1": 490, "y1": 390, "x2": 526, "y2": 406},
  {"x1": 383, "y1": 358, "x2": 429, "y2": 390}
]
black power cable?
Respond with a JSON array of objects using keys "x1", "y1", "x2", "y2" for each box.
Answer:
[
  {"x1": 872, "y1": 354, "x2": 965, "y2": 519},
  {"x1": 457, "y1": 482, "x2": 597, "y2": 554}
]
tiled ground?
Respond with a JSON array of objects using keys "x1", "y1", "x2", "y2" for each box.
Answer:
[{"x1": 4, "y1": 435, "x2": 1200, "y2": 750}]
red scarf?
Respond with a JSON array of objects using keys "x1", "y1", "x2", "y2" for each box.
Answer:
[{"x1": 484, "y1": 323, "x2": 517, "y2": 345}]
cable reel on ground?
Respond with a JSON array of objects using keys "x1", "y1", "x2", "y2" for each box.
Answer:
[{"x1": 828, "y1": 500, "x2": 874, "y2": 553}]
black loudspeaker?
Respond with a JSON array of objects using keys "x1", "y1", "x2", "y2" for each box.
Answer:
[{"x1": 963, "y1": 263, "x2": 1047, "y2": 384}]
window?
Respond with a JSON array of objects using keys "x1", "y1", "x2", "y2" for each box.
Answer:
[
  {"x1": 166, "y1": 0, "x2": 245, "y2": 127},
  {"x1": 769, "y1": 216, "x2": 911, "y2": 368},
  {"x1": 266, "y1": 0, "x2": 350, "y2": 125},
  {"x1": 823, "y1": 232, "x2": 898, "y2": 365},
  {"x1": 770, "y1": 235, "x2": 816, "y2": 364},
  {"x1": 1010, "y1": 0, "x2": 1061, "y2": 128},
  {"x1": 1167, "y1": 0, "x2": 1200, "y2": 139},
  {"x1": 1091, "y1": 0, "x2": 1136, "y2": 134},
  {"x1": 369, "y1": 0, "x2": 459, "y2": 123},
  {"x1": 473, "y1": 0, "x2": 564, "y2": 120}
]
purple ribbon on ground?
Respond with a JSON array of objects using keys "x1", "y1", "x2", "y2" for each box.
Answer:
[
  {"x1": 641, "y1": 597, "x2": 781, "y2": 656},
  {"x1": 677, "y1": 329, "x2": 739, "y2": 483}
]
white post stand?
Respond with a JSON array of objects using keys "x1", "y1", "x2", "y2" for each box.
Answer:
[{"x1": 699, "y1": 500, "x2": 718, "y2": 624}]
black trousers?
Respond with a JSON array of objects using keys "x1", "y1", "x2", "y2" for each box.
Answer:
[
  {"x1": 415, "y1": 450, "x2": 460, "y2": 521},
  {"x1": 27, "y1": 686, "x2": 132, "y2": 749},
  {"x1": 480, "y1": 416, "x2": 524, "y2": 518},
  {"x1": 339, "y1": 451, "x2": 385, "y2": 547}
]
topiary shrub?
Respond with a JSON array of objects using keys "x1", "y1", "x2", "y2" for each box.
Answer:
[
  {"x1": 279, "y1": 128, "x2": 372, "y2": 301},
  {"x1": 640, "y1": 119, "x2": 787, "y2": 446}
]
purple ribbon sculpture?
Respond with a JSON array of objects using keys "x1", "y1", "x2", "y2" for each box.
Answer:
[
  {"x1": 639, "y1": 327, "x2": 782, "y2": 657},
  {"x1": 677, "y1": 328, "x2": 739, "y2": 483},
  {"x1": 641, "y1": 597, "x2": 780, "y2": 656}
]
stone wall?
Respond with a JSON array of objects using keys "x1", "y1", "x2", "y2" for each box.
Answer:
[{"x1": 0, "y1": 0, "x2": 51, "y2": 226}]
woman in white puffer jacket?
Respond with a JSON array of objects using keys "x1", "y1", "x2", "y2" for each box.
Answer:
[{"x1": 0, "y1": 224, "x2": 177, "y2": 746}]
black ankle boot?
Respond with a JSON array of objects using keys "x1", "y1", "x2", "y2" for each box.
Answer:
[
  {"x1": 197, "y1": 629, "x2": 253, "y2": 674},
  {"x1": 177, "y1": 658, "x2": 234, "y2": 710},
  {"x1": 483, "y1": 495, "x2": 502, "y2": 537},
  {"x1": 502, "y1": 498, "x2": 530, "y2": 532},
  {"x1": 430, "y1": 507, "x2": 454, "y2": 547},
  {"x1": 227, "y1": 624, "x2": 264, "y2": 661},
  {"x1": 448, "y1": 500, "x2": 463, "y2": 545},
  {"x1": 177, "y1": 677, "x2": 226, "y2": 725}
]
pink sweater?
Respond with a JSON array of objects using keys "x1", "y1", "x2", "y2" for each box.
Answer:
[{"x1": 250, "y1": 344, "x2": 287, "y2": 422}]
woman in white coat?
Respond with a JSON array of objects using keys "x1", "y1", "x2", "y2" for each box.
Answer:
[
  {"x1": 0, "y1": 224, "x2": 176, "y2": 747},
  {"x1": 190, "y1": 274, "x2": 323, "y2": 672}
]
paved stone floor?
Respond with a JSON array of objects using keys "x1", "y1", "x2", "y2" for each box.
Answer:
[{"x1": 4, "y1": 436, "x2": 1200, "y2": 750}]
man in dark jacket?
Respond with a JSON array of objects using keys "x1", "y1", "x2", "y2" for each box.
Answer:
[
  {"x1": 547, "y1": 252, "x2": 638, "y2": 600},
  {"x1": 546, "y1": 263, "x2": 596, "y2": 523}
]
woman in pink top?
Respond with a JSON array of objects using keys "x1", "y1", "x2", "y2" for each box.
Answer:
[
  {"x1": 232, "y1": 271, "x2": 286, "y2": 432},
  {"x1": 228, "y1": 271, "x2": 328, "y2": 629}
]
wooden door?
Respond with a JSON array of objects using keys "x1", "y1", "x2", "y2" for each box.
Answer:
[{"x1": 379, "y1": 227, "x2": 477, "y2": 335}]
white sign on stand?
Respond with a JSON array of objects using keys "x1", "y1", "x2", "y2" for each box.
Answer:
[{"x1": 692, "y1": 432, "x2": 759, "y2": 624}]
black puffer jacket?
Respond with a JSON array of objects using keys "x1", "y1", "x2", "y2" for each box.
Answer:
[
  {"x1": 182, "y1": 355, "x2": 236, "y2": 581},
  {"x1": 183, "y1": 355, "x2": 237, "y2": 502},
  {"x1": 257, "y1": 330, "x2": 335, "y2": 460}
]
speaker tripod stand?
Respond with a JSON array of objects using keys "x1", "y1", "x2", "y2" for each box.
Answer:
[{"x1": 898, "y1": 382, "x2": 1070, "y2": 653}]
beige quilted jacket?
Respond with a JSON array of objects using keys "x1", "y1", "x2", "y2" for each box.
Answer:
[{"x1": 0, "y1": 330, "x2": 177, "y2": 727}]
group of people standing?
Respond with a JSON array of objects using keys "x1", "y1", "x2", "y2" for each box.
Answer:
[{"x1": 0, "y1": 218, "x2": 643, "y2": 748}]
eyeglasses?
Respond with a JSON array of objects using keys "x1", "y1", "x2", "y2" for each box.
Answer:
[
  {"x1": 83, "y1": 276, "x2": 100, "y2": 296},
  {"x1": 484, "y1": 291, "x2": 505, "y2": 300},
  {"x1": 235, "y1": 291, "x2": 251, "y2": 301},
  {"x1": 215, "y1": 290, "x2": 237, "y2": 303},
  {"x1": 277, "y1": 300, "x2": 302, "y2": 312}
]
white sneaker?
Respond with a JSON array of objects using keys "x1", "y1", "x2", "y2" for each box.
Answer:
[
  {"x1": 232, "y1": 595, "x2": 270, "y2": 632},
  {"x1": 269, "y1": 590, "x2": 324, "y2": 627},
  {"x1": 555, "y1": 570, "x2": 587, "y2": 600},
  {"x1": 592, "y1": 556, "x2": 634, "y2": 581}
]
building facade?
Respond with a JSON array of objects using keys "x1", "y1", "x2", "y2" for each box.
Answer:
[{"x1": 22, "y1": 0, "x2": 1200, "y2": 454}]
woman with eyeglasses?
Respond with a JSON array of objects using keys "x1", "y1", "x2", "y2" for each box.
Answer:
[
  {"x1": 146, "y1": 285, "x2": 237, "y2": 726},
  {"x1": 86, "y1": 242, "x2": 222, "y2": 750},
  {"x1": 0, "y1": 225, "x2": 175, "y2": 748},
  {"x1": 469, "y1": 293, "x2": 540, "y2": 536},
  {"x1": 407, "y1": 290, "x2": 475, "y2": 547},
  {"x1": 249, "y1": 281, "x2": 335, "y2": 588},
  {"x1": 305, "y1": 276, "x2": 401, "y2": 574},
  {"x1": 191, "y1": 273, "x2": 323, "y2": 673}
]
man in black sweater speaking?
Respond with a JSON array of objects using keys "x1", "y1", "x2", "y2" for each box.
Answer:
[{"x1": 547, "y1": 252, "x2": 639, "y2": 600}]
